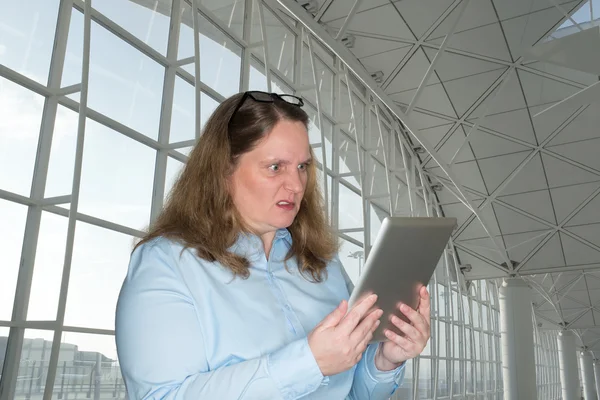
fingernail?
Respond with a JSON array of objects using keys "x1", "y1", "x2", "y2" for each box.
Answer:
[
  {"x1": 375, "y1": 320, "x2": 381, "y2": 327},
  {"x1": 401, "y1": 304, "x2": 409, "y2": 312}
]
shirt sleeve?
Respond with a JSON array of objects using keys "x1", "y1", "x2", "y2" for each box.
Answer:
[
  {"x1": 349, "y1": 343, "x2": 406, "y2": 399},
  {"x1": 115, "y1": 240, "x2": 325, "y2": 400}
]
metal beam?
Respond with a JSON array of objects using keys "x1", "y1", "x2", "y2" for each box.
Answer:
[{"x1": 271, "y1": 0, "x2": 514, "y2": 269}]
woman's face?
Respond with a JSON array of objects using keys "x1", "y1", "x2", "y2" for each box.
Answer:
[{"x1": 230, "y1": 119, "x2": 311, "y2": 237}]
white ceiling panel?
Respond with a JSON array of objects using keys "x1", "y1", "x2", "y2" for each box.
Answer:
[
  {"x1": 391, "y1": 83, "x2": 456, "y2": 117},
  {"x1": 497, "y1": 190, "x2": 557, "y2": 224},
  {"x1": 589, "y1": 291, "x2": 600, "y2": 310},
  {"x1": 560, "y1": 232, "x2": 600, "y2": 265},
  {"x1": 443, "y1": 68, "x2": 506, "y2": 117},
  {"x1": 493, "y1": 202, "x2": 552, "y2": 235},
  {"x1": 584, "y1": 274, "x2": 600, "y2": 291},
  {"x1": 394, "y1": 0, "x2": 454, "y2": 39},
  {"x1": 566, "y1": 224, "x2": 600, "y2": 247},
  {"x1": 455, "y1": 237, "x2": 506, "y2": 264},
  {"x1": 409, "y1": 111, "x2": 453, "y2": 130},
  {"x1": 442, "y1": 201, "x2": 482, "y2": 228},
  {"x1": 520, "y1": 233, "x2": 566, "y2": 271},
  {"x1": 429, "y1": 160, "x2": 489, "y2": 194},
  {"x1": 428, "y1": 22, "x2": 513, "y2": 62},
  {"x1": 468, "y1": 70, "x2": 529, "y2": 118},
  {"x1": 455, "y1": 206, "x2": 502, "y2": 240},
  {"x1": 492, "y1": 0, "x2": 581, "y2": 21},
  {"x1": 501, "y1": 5, "x2": 570, "y2": 58},
  {"x1": 457, "y1": 250, "x2": 508, "y2": 280},
  {"x1": 436, "y1": 127, "x2": 476, "y2": 164},
  {"x1": 525, "y1": 61, "x2": 599, "y2": 87},
  {"x1": 469, "y1": 108, "x2": 538, "y2": 145},
  {"x1": 322, "y1": 0, "x2": 389, "y2": 23},
  {"x1": 352, "y1": 37, "x2": 413, "y2": 59},
  {"x1": 419, "y1": 123, "x2": 455, "y2": 148},
  {"x1": 548, "y1": 105, "x2": 600, "y2": 146},
  {"x1": 504, "y1": 230, "x2": 554, "y2": 261},
  {"x1": 519, "y1": 69, "x2": 582, "y2": 108},
  {"x1": 567, "y1": 310, "x2": 595, "y2": 328},
  {"x1": 427, "y1": 0, "x2": 499, "y2": 41},
  {"x1": 478, "y1": 151, "x2": 542, "y2": 195},
  {"x1": 336, "y1": 3, "x2": 414, "y2": 39},
  {"x1": 468, "y1": 129, "x2": 533, "y2": 159},
  {"x1": 359, "y1": 46, "x2": 412, "y2": 81},
  {"x1": 541, "y1": 152, "x2": 600, "y2": 188},
  {"x1": 530, "y1": 101, "x2": 583, "y2": 144},
  {"x1": 547, "y1": 138, "x2": 600, "y2": 172},
  {"x1": 422, "y1": 47, "x2": 506, "y2": 82},
  {"x1": 565, "y1": 193, "x2": 600, "y2": 226},
  {"x1": 386, "y1": 48, "x2": 439, "y2": 93}
]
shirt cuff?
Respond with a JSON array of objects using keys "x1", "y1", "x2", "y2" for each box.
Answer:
[
  {"x1": 364, "y1": 343, "x2": 406, "y2": 385},
  {"x1": 267, "y1": 337, "x2": 325, "y2": 400}
]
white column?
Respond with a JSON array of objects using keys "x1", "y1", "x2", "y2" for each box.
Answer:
[
  {"x1": 558, "y1": 330, "x2": 580, "y2": 400},
  {"x1": 581, "y1": 350, "x2": 597, "y2": 400},
  {"x1": 594, "y1": 361, "x2": 600, "y2": 398},
  {"x1": 499, "y1": 278, "x2": 537, "y2": 400}
]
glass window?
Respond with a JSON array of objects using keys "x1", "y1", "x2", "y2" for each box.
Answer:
[
  {"x1": 179, "y1": 5, "x2": 242, "y2": 97},
  {"x1": 338, "y1": 238, "x2": 363, "y2": 284},
  {"x1": 27, "y1": 212, "x2": 68, "y2": 321},
  {"x1": 337, "y1": 131, "x2": 361, "y2": 189},
  {"x1": 438, "y1": 320, "x2": 447, "y2": 358},
  {"x1": 0, "y1": 78, "x2": 44, "y2": 197},
  {"x1": 15, "y1": 330, "x2": 55, "y2": 398},
  {"x1": 87, "y1": 21, "x2": 165, "y2": 140},
  {"x1": 0, "y1": 200, "x2": 27, "y2": 320},
  {"x1": 78, "y1": 119, "x2": 155, "y2": 230},
  {"x1": 418, "y1": 358, "x2": 434, "y2": 399},
  {"x1": 170, "y1": 76, "x2": 196, "y2": 143},
  {"x1": 200, "y1": 0, "x2": 245, "y2": 38},
  {"x1": 52, "y1": 332, "x2": 125, "y2": 400},
  {"x1": 94, "y1": 0, "x2": 171, "y2": 55},
  {"x1": 0, "y1": 0, "x2": 59, "y2": 84},
  {"x1": 315, "y1": 57, "x2": 333, "y2": 116},
  {"x1": 64, "y1": 221, "x2": 136, "y2": 330},
  {"x1": 259, "y1": 6, "x2": 295, "y2": 81},
  {"x1": 249, "y1": 56, "x2": 269, "y2": 92},
  {"x1": 45, "y1": 105, "x2": 78, "y2": 199},
  {"x1": 165, "y1": 156, "x2": 186, "y2": 201},
  {"x1": 338, "y1": 182, "x2": 363, "y2": 230}
]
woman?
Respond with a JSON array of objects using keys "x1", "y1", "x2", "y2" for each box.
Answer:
[{"x1": 115, "y1": 91, "x2": 431, "y2": 399}]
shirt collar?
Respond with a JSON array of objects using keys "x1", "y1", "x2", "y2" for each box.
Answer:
[{"x1": 228, "y1": 229, "x2": 291, "y2": 260}]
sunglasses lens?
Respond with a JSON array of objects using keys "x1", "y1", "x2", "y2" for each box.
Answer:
[
  {"x1": 249, "y1": 91, "x2": 273, "y2": 102},
  {"x1": 279, "y1": 95, "x2": 303, "y2": 106}
]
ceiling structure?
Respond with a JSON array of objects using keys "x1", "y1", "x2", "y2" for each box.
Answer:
[{"x1": 278, "y1": 0, "x2": 600, "y2": 351}]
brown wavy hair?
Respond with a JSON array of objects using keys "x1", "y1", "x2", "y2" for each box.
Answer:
[{"x1": 136, "y1": 92, "x2": 339, "y2": 282}]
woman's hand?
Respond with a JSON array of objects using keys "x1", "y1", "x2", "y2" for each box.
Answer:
[
  {"x1": 308, "y1": 294, "x2": 383, "y2": 376},
  {"x1": 375, "y1": 286, "x2": 431, "y2": 370}
]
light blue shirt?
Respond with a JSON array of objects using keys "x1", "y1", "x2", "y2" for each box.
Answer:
[{"x1": 115, "y1": 228, "x2": 405, "y2": 399}]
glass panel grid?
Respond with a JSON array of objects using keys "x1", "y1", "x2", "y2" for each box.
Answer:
[{"x1": 0, "y1": 1, "x2": 509, "y2": 399}]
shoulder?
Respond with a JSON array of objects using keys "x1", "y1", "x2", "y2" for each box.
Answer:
[{"x1": 123, "y1": 236, "x2": 194, "y2": 293}]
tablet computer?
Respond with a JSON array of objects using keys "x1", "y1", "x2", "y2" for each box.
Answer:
[{"x1": 347, "y1": 216, "x2": 457, "y2": 343}]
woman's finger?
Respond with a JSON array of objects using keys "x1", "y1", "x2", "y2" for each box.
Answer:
[
  {"x1": 418, "y1": 286, "x2": 431, "y2": 322},
  {"x1": 400, "y1": 303, "x2": 429, "y2": 335},
  {"x1": 384, "y1": 328, "x2": 416, "y2": 351},
  {"x1": 390, "y1": 314, "x2": 422, "y2": 343}
]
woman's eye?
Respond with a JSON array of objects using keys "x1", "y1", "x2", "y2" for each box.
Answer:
[
  {"x1": 269, "y1": 164, "x2": 280, "y2": 172},
  {"x1": 298, "y1": 163, "x2": 307, "y2": 171}
]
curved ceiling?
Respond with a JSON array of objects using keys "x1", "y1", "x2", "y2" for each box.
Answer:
[{"x1": 283, "y1": 0, "x2": 600, "y2": 349}]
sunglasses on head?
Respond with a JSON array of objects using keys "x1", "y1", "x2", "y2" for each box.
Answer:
[{"x1": 228, "y1": 91, "x2": 304, "y2": 133}]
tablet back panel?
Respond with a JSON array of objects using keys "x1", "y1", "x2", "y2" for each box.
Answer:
[{"x1": 348, "y1": 216, "x2": 457, "y2": 343}]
